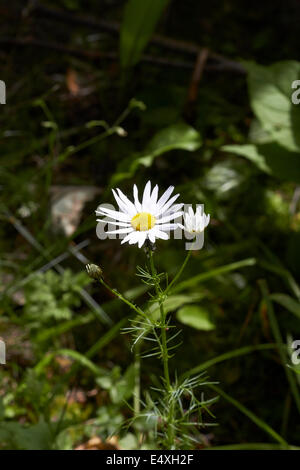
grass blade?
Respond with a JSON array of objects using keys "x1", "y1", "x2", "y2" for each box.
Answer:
[
  {"x1": 209, "y1": 384, "x2": 288, "y2": 446},
  {"x1": 259, "y1": 280, "x2": 300, "y2": 415}
]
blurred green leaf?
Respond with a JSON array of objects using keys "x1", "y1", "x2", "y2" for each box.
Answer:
[
  {"x1": 24, "y1": 269, "x2": 90, "y2": 329},
  {"x1": 120, "y1": 0, "x2": 170, "y2": 68},
  {"x1": 176, "y1": 305, "x2": 215, "y2": 330},
  {"x1": 0, "y1": 417, "x2": 53, "y2": 450},
  {"x1": 222, "y1": 144, "x2": 271, "y2": 173},
  {"x1": 203, "y1": 158, "x2": 252, "y2": 199},
  {"x1": 34, "y1": 349, "x2": 105, "y2": 376},
  {"x1": 222, "y1": 143, "x2": 300, "y2": 183},
  {"x1": 97, "y1": 365, "x2": 135, "y2": 404},
  {"x1": 118, "y1": 433, "x2": 138, "y2": 450},
  {"x1": 112, "y1": 365, "x2": 135, "y2": 404},
  {"x1": 244, "y1": 60, "x2": 300, "y2": 152},
  {"x1": 148, "y1": 293, "x2": 206, "y2": 319},
  {"x1": 111, "y1": 122, "x2": 201, "y2": 185}
]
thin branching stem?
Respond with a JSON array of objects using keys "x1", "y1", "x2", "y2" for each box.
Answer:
[
  {"x1": 148, "y1": 248, "x2": 178, "y2": 448},
  {"x1": 164, "y1": 249, "x2": 192, "y2": 295},
  {"x1": 98, "y1": 278, "x2": 145, "y2": 318}
]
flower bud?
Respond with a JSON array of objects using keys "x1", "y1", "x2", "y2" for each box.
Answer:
[{"x1": 86, "y1": 264, "x2": 103, "y2": 281}]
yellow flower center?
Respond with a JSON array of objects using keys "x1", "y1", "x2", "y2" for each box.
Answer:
[{"x1": 131, "y1": 212, "x2": 156, "y2": 231}]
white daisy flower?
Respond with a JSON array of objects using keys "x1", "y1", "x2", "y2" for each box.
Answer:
[
  {"x1": 180, "y1": 205, "x2": 210, "y2": 235},
  {"x1": 96, "y1": 181, "x2": 183, "y2": 248}
]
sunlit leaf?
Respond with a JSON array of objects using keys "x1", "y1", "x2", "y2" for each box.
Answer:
[
  {"x1": 222, "y1": 143, "x2": 300, "y2": 183},
  {"x1": 244, "y1": 60, "x2": 300, "y2": 152},
  {"x1": 176, "y1": 305, "x2": 215, "y2": 331},
  {"x1": 111, "y1": 122, "x2": 201, "y2": 185},
  {"x1": 148, "y1": 293, "x2": 206, "y2": 319}
]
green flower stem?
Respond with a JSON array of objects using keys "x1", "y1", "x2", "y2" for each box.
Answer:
[
  {"x1": 148, "y1": 250, "x2": 170, "y2": 391},
  {"x1": 148, "y1": 249, "x2": 177, "y2": 448},
  {"x1": 164, "y1": 249, "x2": 192, "y2": 295},
  {"x1": 98, "y1": 278, "x2": 145, "y2": 318},
  {"x1": 148, "y1": 246, "x2": 195, "y2": 449},
  {"x1": 133, "y1": 341, "x2": 141, "y2": 416}
]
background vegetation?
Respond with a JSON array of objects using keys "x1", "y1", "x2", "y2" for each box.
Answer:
[{"x1": 0, "y1": 0, "x2": 300, "y2": 450}]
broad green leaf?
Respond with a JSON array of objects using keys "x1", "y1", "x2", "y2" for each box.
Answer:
[
  {"x1": 248, "y1": 118, "x2": 274, "y2": 144},
  {"x1": 112, "y1": 364, "x2": 136, "y2": 404},
  {"x1": 244, "y1": 60, "x2": 300, "y2": 152},
  {"x1": 96, "y1": 365, "x2": 135, "y2": 404},
  {"x1": 222, "y1": 144, "x2": 271, "y2": 174},
  {"x1": 145, "y1": 122, "x2": 201, "y2": 154},
  {"x1": 222, "y1": 143, "x2": 300, "y2": 183},
  {"x1": 176, "y1": 305, "x2": 215, "y2": 331},
  {"x1": 269, "y1": 293, "x2": 300, "y2": 320},
  {"x1": 120, "y1": 0, "x2": 170, "y2": 68},
  {"x1": 111, "y1": 122, "x2": 201, "y2": 185}
]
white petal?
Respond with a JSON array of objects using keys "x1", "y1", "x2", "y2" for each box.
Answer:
[
  {"x1": 112, "y1": 189, "x2": 132, "y2": 215},
  {"x1": 157, "y1": 211, "x2": 183, "y2": 224},
  {"x1": 133, "y1": 184, "x2": 142, "y2": 212},
  {"x1": 116, "y1": 188, "x2": 137, "y2": 215},
  {"x1": 152, "y1": 228, "x2": 169, "y2": 240},
  {"x1": 156, "y1": 223, "x2": 178, "y2": 230},
  {"x1": 107, "y1": 227, "x2": 134, "y2": 234},
  {"x1": 196, "y1": 205, "x2": 203, "y2": 216},
  {"x1": 96, "y1": 207, "x2": 131, "y2": 222},
  {"x1": 142, "y1": 181, "x2": 152, "y2": 210},
  {"x1": 121, "y1": 232, "x2": 135, "y2": 245},
  {"x1": 158, "y1": 193, "x2": 180, "y2": 215},
  {"x1": 163, "y1": 203, "x2": 184, "y2": 216},
  {"x1": 96, "y1": 219, "x2": 131, "y2": 227},
  {"x1": 195, "y1": 218, "x2": 200, "y2": 231},
  {"x1": 188, "y1": 206, "x2": 194, "y2": 217},
  {"x1": 185, "y1": 219, "x2": 193, "y2": 232},
  {"x1": 129, "y1": 232, "x2": 141, "y2": 245},
  {"x1": 148, "y1": 231, "x2": 156, "y2": 243},
  {"x1": 157, "y1": 185, "x2": 174, "y2": 209},
  {"x1": 150, "y1": 185, "x2": 159, "y2": 205},
  {"x1": 184, "y1": 212, "x2": 191, "y2": 225},
  {"x1": 138, "y1": 232, "x2": 147, "y2": 248}
]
